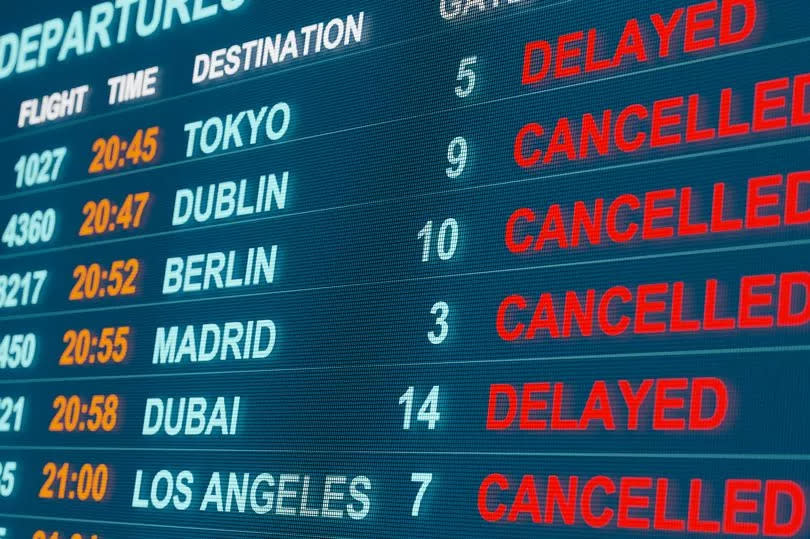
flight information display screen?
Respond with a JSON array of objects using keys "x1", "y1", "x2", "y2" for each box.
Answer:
[{"x1": 0, "y1": 0, "x2": 808, "y2": 537}]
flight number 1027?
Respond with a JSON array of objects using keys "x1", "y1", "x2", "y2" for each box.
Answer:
[{"x1": 14, "y1": 148, "x2": 67, "y2": 189}]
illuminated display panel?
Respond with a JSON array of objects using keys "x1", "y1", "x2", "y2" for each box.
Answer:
[{"x1": 0, "y1": 0, "x2": 809, "y2": 537}]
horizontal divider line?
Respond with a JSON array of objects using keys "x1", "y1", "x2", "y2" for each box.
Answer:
[
  {"x1": 0, "y1": 513, "x2": 358, "y2": 539},
  {"x1": 0, "y1": 344, "x2": 807, "y2": 385},
  {"x1": 0, "y1": 447, "x2": 803, "y2": 460},
  {"x1": 0, "y1": 236, "x2": 808, "y2": 322}
]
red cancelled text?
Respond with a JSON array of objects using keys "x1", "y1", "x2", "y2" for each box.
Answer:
[
  {"x1": 478, "y1": 473, "x2": 806, "y2": 535},
  {"x1": 514, "y1": 73, "x2": 810, "y2": 167},
  {"x1": 496, "y1": 272, "x2": 810, "y2": 340},
  {"x1": 505, "y1": 171, "x2": 810, "y2": 253}
]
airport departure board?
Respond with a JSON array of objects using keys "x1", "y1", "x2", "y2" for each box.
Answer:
[{"x1": 0, "y1": 0, "x2": 809, "y2": 537}]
